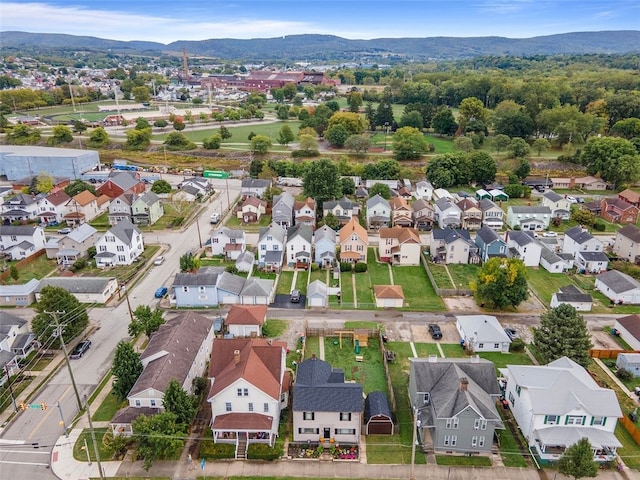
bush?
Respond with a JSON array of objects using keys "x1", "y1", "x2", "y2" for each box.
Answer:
[
  {"x1": 509, "y1": 338, "x2": 525, "y2": 352},
  {"x1": 292, "y1": 149, "x2": 320, "y2": 158},
  {"x1": 69, "y1": 257, "x2": 88, "y2": 272},
  {"x1": 340, "y1": 262, "x2": 353, "y2": 272},
  {"x1": 247, "y1": 442, "x2": 282, "y2": 461},
  {"x1": 199, "y1": 439, "x2": 235, "y2": 460},
  {"x1": 616, "y1": 368, "x2": 633, "y2": 381},
  {"x1": 225, "y1": 265, "x2": 238, "y2": 274},
  {"x1": 354, "y1": 262, "x2": 367, "y2": 273},
  {"x1": 593, "y1": 221, "x2": 606, "y2": 232}
]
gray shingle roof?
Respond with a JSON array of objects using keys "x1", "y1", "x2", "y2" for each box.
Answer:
[
  {"x1": 0, "y1": 225, "x2": 40, "y2": 236},
  {"x1": 543, "y1": 190, "x2": 564, "y2": 202},
  {"x1": 36, "y1": 277, "x2": 115, "y2": 294},
  {"x1": 323, "y1": 197, "x2": 357, "y2": 211},
  {"x1": 216, "y1": 271, "x2": 245, "y2": 295},
  {"x1": 0, "y1": 311, "x2": 27, "y2": 332},
  {"x1": 108, "y1": 218, "x2": 141, "y2": 244},
  {"x1": 565, "y1": 226, "x2": 594, "y2": 244},
  {"x1": 364, "y1": 391, "x2": 392, "y2": 421},
  {"x1": 240, "y1": 277, "x2": 273, "y2": 297},
  {"x1": 475, "y1": 225, "x2": 500, "y2": 244},
  {"x1": 108, "y1": 172, "x2": 140, "y2": 191},
  {"x1": 314, "y1": 225, "x2": 336, "y2": 243},
  {"x1": 596, "y1": 270, "x2": 640, "y2": 293},
  {"x1": 366, "y1": 194, "x2": 390, "y2": 210},
  {"x1": 579, "y1": 251, "x2": 609, "y2": 262},
  {"x1": 509, "y1": 206, "x2": 552, "y2": 214},
  {"x1": 173, "y1": 272, "x2": 218, "y2": 287},
  {"x1": 67, "y1": 223, "x2": 98, "y2": 243},
  {"x1": 287, "y1": 223, "x2": 313, "y2": 243},
  {"x1": 432, "y1": 229, "x2": 472, "y2": 244},
  {"x1": 555, "y1": 285, "x2": 592, "y2": 303},
  {"x1": 617, "y1": 225, "x2": 640, "y2": 243},
  {"x1": 241, "y1": 179, "x2": 271, "y2": 188},
  {"x1": 258, "y1": 223, "x2": 286, "y2": 244},
  {"x1": 507, "y1": 230, "x2": 536, "y2": 246}
]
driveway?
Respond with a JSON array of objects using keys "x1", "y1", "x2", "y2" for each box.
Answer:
[{"x1": 271, "y1": 293, "x2": 306, "y2": 309}]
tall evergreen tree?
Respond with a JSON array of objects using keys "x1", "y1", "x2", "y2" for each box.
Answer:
[{"x1": 112, "y1": 341, "x2": 143, "y2": 400}]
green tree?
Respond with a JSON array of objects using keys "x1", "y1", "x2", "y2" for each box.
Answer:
[
  {"x1": 368, "y1": 183, "x2": 392, "y2": 200},
  {"x1": 340, "y1": 177, "x2": 356, "y2": 195},
  {"x1": 163, "y1": 379, "x2": 197, "y2": 426},
  {"x1": 250, "y1": 135, "x2": 272, "y2": 155},
  {"x1": 64, "y1": 180, "x2": 96, "y2": 197},
  {"x1": 375, "y1": 102, "x2": 395, "y2": 129},
  {"x1": 393, "y1": 126, "x2": 428, "y2": 160},
  {"x1": 36, "y1": 173, "x2": 54, "y2": 194},
  {"x1": 363, "y1": 158, "x2": 401, "y2": 180},
  {"x1": 172, "y1": 120, "x2": 185, "y2": 131},
  {"x1": 453, "y1": 136, "x2": 474, "y2": 152},
  {"x1": 469, "y1": 151, "x2": 497, "y2": 185},
  {"x1": 347, "y1": 91, "x2": 363, "y2": 112},
  {"x1": 87, "y1": 126, "x2": 110, "y2": 148},
  {"x1": 48, "y1": 124, "x2": 73, "y2": 145},
  {"x1": 323, "y1": 212, "x2": 340, "y2": 230},
  {"x1": 151, "y1": 179, "x2": 172, "y2": 194},
  {"x1": 135, "y1": 117, "x2": 151, "y2": 130},
  {"x1": 129, "y1": 305, "x2": 165, "y2": 338},
  {"x1": 111, "y1": 341, "x2": 143, "y2": 401},
  {"x1": 163, "y1": 132, "x2": 196, "y2": 151},
  {"x1": 328, "y1": 111, "x2": 367, "y2": 135},
  {"x1": 491, "y1": 134, "x2": 512, "y2": 154},
  {"x1": 72, "y1": 120, "x2": 87, "y2": 134},
  {"x1": 124, "y1": 127, "x2": 152, "y2": 151},
  {"x1": 458, "y1": 97, "x2": 489, "y2": 132},
  {"x1": 277, "y1": 125, "x2": 295, "y2": 145},
  {"x1": 132, "y1": 412, "x2": 186, "y2": 471},
  {"x1": 514, "y1": 159, "x2": 531, "y2": 180},
  {"x1": 9, "y1": 265, "x2": 19, "y2": 281},
  {"x1": 507, "y1": 137, "x2": 530, "y2": 158},
  {"x1": 531, "y1": 137, "x2": 551, "y2": 156},
  {"x1": 557, "y1": 437, "x2": 598, "y2": 480},
  {"x1": 611, "y1": 118, "x2": 640, "y2": 140},
  {"x1": 425, "y1": 152, "x2": 470, "y2": 188},
  {"x1": 570, "y1": 208, "x2": 596, "y2": 228},
  {"x1": 282, "y1": 82, "x2": 298, "y2": 101},
  {"x1": 344, "y1": 134, "x2": 371, "y2": 153},
  {"x1": 6, "y1": 123, "x2": 41, "y2": 145},
  {"x1": 31, "y1": 286, "x2": 89, "y2": 344},
  {"x1": 303, "y1": 158, "x2": 341, "y2": 206},
  {"x1": 131, "y1": 85, "x2": 151, "y2": 103},
  {"x1": 153, "y1": 119, "x2": 168, "y2": 128},
  {"x1": 431, "y1": 107, "x2": 457, "y2": 135},
  {"x1": 179, "y1": 252, "x2": 200, "y2": 273},
  {"x1": 471, "y1": 258, "x2": 529, "y2": 310},
  {"x1": 532, "y1": 304, "x2": 593, "y2": 367},
  {"x1": 581, "y1": 136, "x2": 640, "y2": 188},
  {"x1": 491, "y1": 100, "x2": 534, "y2": 138},
  {"x1": 325, "y1": 124, "x2": 350, "y2": 147},
  {"x1": 298, "y1": 134, "x2": 319, "y2": 152},
  {"x1": 399, "y1": 110, "x2": 424, "y2": 130},
  {"x1": 202, "y1": 133, "x2": 222, "y2": 149}
]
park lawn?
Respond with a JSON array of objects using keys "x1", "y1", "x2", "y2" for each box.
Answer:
[
  {"x1": 354, "y1": 272, "x2": 375, "y2": 308},
  {"x1": 440, "y1": 343, "x2": 466, "y2": 358},
  {"x1": 477, "y1": 351, "x2": 533, "y2": 370},
  {"x1": 447, "y1": 264, "x2": 480, "y2": 289},
  {"x1": 323, "y1": 337, "x2": 387, "y2": 394},
  {"x1": 413, "y1": 342, "x2": 441, "y2": 358},
  {"x1": 394, "y1": 266, "x2": 446, "y2": 311},
  {"x1": 340, "y1": 271, "x2": 355, "y2": 305},
  {"x1": 92, "y1": 390, "x2": 127, "y2": 422},
  {"x1": 295, "y1": 270, "x2": 309, "y2": 294},
  {"x1": 3, "y1": 255, "x2": 57, "y2": 285},
  {"x1": 277, "y1": 271, "x2": 295, "y2": 295},
  {"x1": 152, "y1": 120, "x2": 300, "y2": 145},
  {"x1": 367, "y1": 249, "x2": 391, "y2": 285},
  {"x1": 426, "y1": 262, "x2": 453, "y2": 289},
  {"x1": 424, "y1": 135, "x2": 455, "y2": 154}
]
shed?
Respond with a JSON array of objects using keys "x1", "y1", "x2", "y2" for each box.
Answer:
[
  {"x1": 489, "y1": 189, "x2": 509, "y2": 202},
  {"x1": 475, "y1": 189, "x2": 491, "y2": 200},
  {"x1": 616, "y1": 353, "x2": 640, "y2": 378},
  {"x1": 364, "y1": 391, "x2": 394, "y2": 435}
]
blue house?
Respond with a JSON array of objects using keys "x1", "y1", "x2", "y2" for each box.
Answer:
[
  {"x1": 172, "y1": 271, "x2": 219, "y2": 307},
  {"x1": 314, "y1": 225, "x2": 337, "y2": 267},
  {"x1": 475, "y1": 226, "x2": 507, "y2": 262}
]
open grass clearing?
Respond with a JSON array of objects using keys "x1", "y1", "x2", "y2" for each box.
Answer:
[
  {"x1": 92, "y1": 390, "x2": 127, "y2": 422},
  {"x1": 394, "y1": 266, "x2": 446, "y2": 311},
  {"x1": 276, "y1": 271, "x2": 295, "y2": 295},
  {"x1": 73, "y1": 428, "x2": 112, "y2": 462},
  {"x1": 413, "y1": 342, "x2": 441, "y2": 358},
  {"x1": 447, "y1": 264, "x2": 480, "y2": 289},
  {"x1": 425, "y1": 262, "x2": 453, "y2": 289},
  {"x1": 477, "y1": 351, "x2": 534, "y2": 370},
  {"x1": 440, "y1": 343, "x2": 466, "y2": 358},
  {"x1": 3, "y1": 255, "x2": 57, "y2": 285}
]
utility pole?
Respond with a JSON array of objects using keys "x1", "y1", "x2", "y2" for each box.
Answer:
[
  {"x1": 4, "y1": 365, "x2": 17, "y2": 411},
  {"x1": 84, "y1": 394, "x2": 105, "y2": 480},
  {"x1": 195, "y1": 217, "x2": 203, "y2": 248},
  {"x1": 121, "y1": 284, "x2": 134, "y2": 323},
  {"x1": 46, "y1": 311, "x2": 83, "y2": 411}
]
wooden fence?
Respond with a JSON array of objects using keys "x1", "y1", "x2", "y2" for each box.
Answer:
[
  {"x1": 304, "y1": 328, "x2": 379, "y2": 338},
  {"x1": 589, "y1": 349, "x2": 639, "y2": 359},
  {"x1": 0, "y1": 249, "x2": 46, "y2": 282},
  {"x1": 620, "y1": 415, "x2": 640, "y2": 445}
]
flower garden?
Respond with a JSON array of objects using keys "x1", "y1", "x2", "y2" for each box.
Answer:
[{"x1": 287, "y1": 443, "x2": 359, "y2": 460}]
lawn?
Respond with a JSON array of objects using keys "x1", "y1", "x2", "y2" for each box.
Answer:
[
  {"x1": 393, "y1": 266, "x2": 446, "y2": 311},
  {"x1": 425, "y1": 262, "x2": 453, "y2": 289},
  {"x1": 367, "y1": 249, "x2": 391, "y2": 285},
  {"x1": 440, "y1": 343, "x2": 466, "y2": 358},
  {"x1": 435, "y1": 455, "x2": 492, "y2": 466},
  {"x1": 295, "y1": 270, "x2": 309, "y2": 294},
  {"x1": 413, "y1": 342, "x2": 441, "y2": 358},
  {"x1": 226, "y1": 214, "x2": 272, "y2": 232},
  {"x1": 309, "y1": 267, "x2": 328, "y2": 285},
  {"x1": 277, "y1": 270, "x2": 295, "y2": 295},
  {"x1": 3, "y1": 255, "x2": 57, "y2": 285},
  {"x1": 525, "y1": 268, "x2": 584, "y2": 305},
  {"x1": 152, "y1": 200, "x2": 199, "y2": 230},
  {"x1": 73, "y1": 428, "x2": 112, "y2": 462},
  {"x1": 92, "y1": 390, "x2": 127, "y2": 422},
  {"x1": 322, "y1": 337, "x2": 387, "y2": 394},
  {"x1": 496, "y1": 413, "x2": 528, "y2": 467},
  {"x1": 447, "y1": 264, "x2": 480, "y2": 289},
  {"x1": 79, "y1": 245, "x2": 160, "y2": 284},
  {"x1": 354, "y1": 272, "x2": 375, "y2": 308},
  {"x1": 262, "y1": 319, "x2": 288, "y2": 338},
  {"x1": 339, "y1": 271, "x2": 354, "y2": 306},
  {"x1": 302, "y1": 336, "x2": 320, "y2": 359},
  {"x1": 477, "y1": 351, "x2": 533, "y2": 370}
]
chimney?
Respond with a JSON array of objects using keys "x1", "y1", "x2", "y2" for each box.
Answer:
[
  {"x1": 460, "y1": 377, "x2": 469, "y2": 391},
  {"x1": 233, "y1": 349, "x2": 241, "y2": 364}
]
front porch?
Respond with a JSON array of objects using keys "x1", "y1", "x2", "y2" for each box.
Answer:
[
  {"x1": 211, "y1": 412, "x2": 276, "y2": 459},
  {"x1": 532, "y1": 426, "x2": 620, "y2": 463}
]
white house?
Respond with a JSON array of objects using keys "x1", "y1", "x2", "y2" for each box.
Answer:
[
  {"x1": 94, "y1": 219, "x2": 144, "y2": 267},
  {"x1": 506, "y1": 206, "x2": 551, "y2": 231},
  {"x1": 257, "y1": 223, "x2": 286, "y2": 267},
  {"x1": 550, "y1": 285, "x2": 593, "y2": 311},
  {"x1": 2, "y1": 193, "x2": 39, "y2": 223},
  {"x1": 0, "y1": 311, "x2": 38, "y2": 360},
  {"x1": 505, "y1": 231, "x2": 542, "y2": 267},
  {"x1": 456, "y1": 315, "x2": 511, "y2": 353},
  {"x1": 0, "y1": 225, "x2": 46, "y2": 260},
  {"x1": 479, "y1": 199, "x2": 504, "y2": 230},
  {"x1": 235, "y1": 251, "x2": 255, "y2": 273},
  {"x1": 286, "y1": 223, "x2": 313, "y2": 268},
  {"x1": 563, "y1": 226, "x2": 603, "y2": 258},
  {"x1": 575, "y1": 251, "x2": 609, "y2": 274},
  {"x1": 37, "y1": 190, "x2": 70, "y2": 226},
  {"x1": 378, "y1": 226, "x2": 421, "y2": 265},
  {"x1": 210, "y1": 227, "x2": 246, "y2": 260},
  {"x1": 502, "y1": 357, "x2": 622, "y2": 463},
  {"x1": 36, "y1": 277, "x2": 119, "y2": 304},
  {"x1": 415, "y1": 180, "x2": 433, "y2": 201},
  {"x1": 539, "y1": 247, "x2": 573, "y2": 274},
  {"x1": 366, "y1": 194, "x2": 391, "y2": 230},
  {"x1": 241, "y1": 178, "x2": 271, "y2": 198},
  {"x1": 434, "y1": 197, "x2": 462, "y2": 229},
  {"x1": 540, "y1": 190, "x2": 571, "y2": 220},
  {"x1": 224, "y1": 304, "x2": 267, "y2": 337},
  {"x1": 595, "y1": 270, "x2": 640, "y2": 305},
  {"x1": 314, "y1": 225, "x2": 337, "y2": 267},
  {"x1": 614, "y1": 314, "x2": 640, "y2": 350}
]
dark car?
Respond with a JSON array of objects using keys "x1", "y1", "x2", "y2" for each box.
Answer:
[
  {"x1": 290, "y1": 289, "x2": 301, "y2": 303},
  {"x1": 504, "y1": 328, "x2": 519, "y2": 341},
  {"x1": 70, "y1": 340, "x2": 91, "y2": 359},
  {"x1": 428, "y1": 324, "x2": 442, "y2": 340},
  {"x1": 154, "y1": 286, "x2": 168, "y2": 298}
]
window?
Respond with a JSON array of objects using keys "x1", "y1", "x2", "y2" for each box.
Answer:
[
  {"x1": 445, "y1": 419, "x2": 452, "y2": 429},
  {"x1": 494, "y1": 343, "x2": 500, "y2": 349},
  {"x1": 298, "y1": 428, "x2": 319, "y2": 434},
  {"x1": 335, "y1": 428, "x2": 356, "y2": 435},
  {"x1": 509, "y1": 391, "x2": 515, "y2": 406},
  {"x1": 423, "y1": 393, "x2": 430, "y2": 404},
  {"x1": 566, "y1": 415, "x2": 585, "y2": 425},
  {"x1": 225, "y1": 402, "x2": 232, "y2": 412},
  {"x1": 443, "y1": 435, "x2": 450, "y2": 446},
  {"x1": 237, "y1": 388, "x2": 243, "y2": 396},
  {"x1": 479, "y1": 436, "x2": 485, "y2": 447},
  {"x1": 117, "y1": 245, "x2": 124, "y2": 252},
  {"x1": 478, "y1": 343, "x2": 484, "y2": 349},
  {"x1": 267, "y1": 236, "x2": 272, "y2": 241},
  {"x1": 150, "y1": 399, "x2": 156, "y2": 407},
  {"x1": 545, "y1": 415, "x2": 559, "y2": 425},
  {"x1": 182, "y1": 286, "x2": 189, "y2": 293},
  {"x1": 264, "y1": 403, "x2": 269, "y2": 413},
  {"x1": 213, "y1": 238, "x2": 219, "y2": 244},
  {"x1": 248, "y1": 403, "x2": 254, "y2": 412},
  {"x1": 480, "y1": 419, "x2": 487, "y2": 430},
  {"x1": 453, "y1": 417, "x2": 459, "y2": 429},
  {"x1": 135, "y1": 400, "x2": 141, "y2": 407},
  {"x1": 99, "y1": 245, "x2": 106, "y2": 252},
  {"x1": 117, "y1": 255, "x2": 126, "y2": 262},
  {"x1": 340, "y1": 412, "x2": 352, "y2": 421},
  {"x1": 592, "y1": 416, "x2": 605, "y2": 426},
  {"x1": 273, "y1": 244, "x2": 279, "y2": 250},
  {"x1": 450, "y1": 435, "x2": 457, "y2": 446},
  {"x1": 516, "y1": 385, "x2": 521, "y2": 396},
  {"x1": 303, "y1": 412, "x2": 315, "y2": 421},
  {"x1": 199, "y1": 286, "x2": 206, "y2": 294},
  {"x1": 471, "y1": 436, "x2": 478, "y2": 447}
]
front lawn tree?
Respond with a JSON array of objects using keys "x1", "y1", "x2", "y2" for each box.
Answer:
[
  {"x1": 128, "y1": 305, "x2": 165, "y2": 338},
  {"x1": 557, "y1": 437, "x2": 598, "y2": 480},
  {"x1": 112, "y1": 341, "x2": 143, "y2": 401},
  {"x1": 132, "y1": 412, "x2": 186, "y2": 471},
  {"x1": 32, "y1": 286, "x2": 89, "y2": 344},
  {"x1": 303, "y1": 158, "x2": 341, "y2": 206},
  {"x1": 163, "y1": 379, "x2": 197, "y2": 426},
  {"x1": 151, "y1": 179, "x2": 172, "y2": 194},
  {"x1": 471, "y1": 258, "x2": 529, "y2": 310},
  {"x1": 532, "y1": 304, "x2": 593, "y2": 367}
]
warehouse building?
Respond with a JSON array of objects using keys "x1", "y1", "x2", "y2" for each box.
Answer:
[{"x1": 0, "y1": 146, "x2": 100, "y2": 181}]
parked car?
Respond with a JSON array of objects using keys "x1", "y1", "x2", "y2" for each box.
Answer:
[
  {"x1": 290, "y1": 289, "x2": 301, "y2": 303},
  {"x1": 576, "y1": 197, "x2": 585, "y2": 203},
  {"x1": 154, "y1": 286, "x2": 168, "y2": 298},
  {"x1": 504, "y1": 328, "x2": 519, "y2": 341},
  {"x1": 153, "y1": 255, "x2": 165, "y2": 266},
  {"x1": 70, "y1": 340, "x2": 91, "y2": 359},
  {"x1": 566, "y1": 196, "x2": 578, "y2": 203},
  {"x1": 543, "y1": 231, "x2": 558, "y2": 237},
  {"x1": 428, "y1": 324, "x2": 442, "y2": 340},
  {"x1": 210, "y1": 213, "x2": 220, "y2": 224},
  {"x1": 57, "y1": 227, "x2": 72, "y2": 234}
]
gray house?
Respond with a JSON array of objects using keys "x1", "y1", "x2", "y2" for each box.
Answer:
[
  {"x1": 272, "y1": 191, "x2": 295, "y2": 228},
  {"x1": 314, "y1": 225, "x2": 337, "y2": 267},
  {"x1": 409, "y1": 357, "x2": 504, "y2": 454},
  {"x1": 172, "y1": 271, "x2": 220, "y2": 307},
  {"x1": 616, "y1": 353, "x2": 640, "y2": 377},
  {"x1": 474, "y1": 226, "x2": 507, "y2": 262}
]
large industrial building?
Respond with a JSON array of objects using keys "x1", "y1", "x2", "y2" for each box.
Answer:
[{"x1": 0, "y1": 146, "x2": 100, "y2": 181}]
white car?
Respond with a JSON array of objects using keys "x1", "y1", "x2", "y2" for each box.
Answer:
[
  {"x1": 566, "y1": 196, "x2": 578, "y2": 203},
  {"x1": 543, "y1": 231, "x2": 558, "y2": 237},
  {"x1": 153, "y1": 256, "x2": 165, "y2": 266}
]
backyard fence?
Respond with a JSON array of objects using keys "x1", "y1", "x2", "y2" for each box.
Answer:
[
  {"x1": 620, "y1": 416, "x2": 640, "y2": 445},
  {"x1": 420, "y1": 253, "x2": 473, "y2": 297},
  {"x1": 589, "y1": 349, "x2": 639, "y2": 359}
]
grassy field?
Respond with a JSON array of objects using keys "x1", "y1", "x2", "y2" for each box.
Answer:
[
  {"x1": 73, "y1": 428, "x2": 111, "y2": 462},
  {"x1": 525, "y1": 268, "x2": 585, "y2": 304},
  {"x1": 447, "y1": 264, "x2": 480, "y2": 289},
  {"x1": 322, "y1": 337, "x2": 387, "y2": 394},
  {"x1": 3, "y1": 255, "x2": 57, "y2": 285},
  {"x1": 413, "y1": 342, "x2": 441, "y2": 358},
  {"x1": 394, "y1": 266, "x2": 446, "y2": 311},
  {"x1": 263, "y1": 319, "x2": 288, "y2": 338},
  {"x1": 425, "y1": 262, "x2": 453, "y2": 289}
]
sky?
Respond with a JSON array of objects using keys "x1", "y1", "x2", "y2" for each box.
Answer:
[{"x1": 1, "y1": 0, "x2": 639, "y2": 44}]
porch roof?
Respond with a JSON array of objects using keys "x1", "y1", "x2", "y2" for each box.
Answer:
[
  {"x1": 534, "y1": 426, "x2": 621, "y2": 449},
  {"x1": 212, "y1": 412, "x2": 274, "y2": 430}
]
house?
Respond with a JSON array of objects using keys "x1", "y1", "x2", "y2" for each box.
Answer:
[
  {"x1": 0, "y1": 225, "x2": 46, "y2": 260},
  {"x1": 506, "y1": 206, "x2": 551, "y2": 231},
  {"x1": 434, "y1": 198, "x2": 462, "y2": 229},
  {"x1": 479, "y1": 199, "x2": 504, "y2": 230},
  {"x1": 456, "y1": 198, "x2": 482, "y2": 230},
  {"x1": 37, "y1": 190, "x2": 70, "y2": 226},
  {"x1": 550, "y1": 285, "x2": 593, "y2": 311},
  {"x1": 412, "y1": 198, "x2": 434, "y2": 231},
  {"x1": 489, "y1": 189, "x2": 509, "y2": 202},
  {"x1": 505, "y1": 231, "x2": 542, "y2": 267},
  {"x1": 294, "y1": 197, "x2": 316, "y2": 229},
  {"x1": 307, "y1": 280, "x2": 328, "y2": 307},
  {"x1": 120, "y1": 312, "x2": 214, "y2": 431},
  {"x1": 389, "y1": 197, "x2": 413, "y2": 227},
  {"x1": 415, "y1": 181, "x2": 433, "y2": 201},
  {"x1": 235, "y1": 251, "x2": 255, "y2": 273},
  {"x1": 364, "y1": 391, "x2": 394, "y2": 435},
  {"x1": 36, "y1": 277, "x2": 118, "y2": 304},
  {"x1": 595, "y1": 270, "x2": 640, "y2": 304},
  {"x1": 239, "y1": 277, "x2": 274, "y2": 305},
  {"x1": 257, "y1": 223, "x2": 286, "y2": 268},
  {"x1": 339, "y1": 217, "x2": 368, "y2": 263},
  {"x1": 173, "y1": 270, "x2": 221, "y2": 307},
  {"x1": 180, "y1": 177, "x2": 211, "y2": 196},
  {"x1": 53, "y1": 223, "x2": 99, "y2": 266},
  {"x1": 131, "y1": 191, "x2": 164, "y2": 226},
  {"x1": 474, "y1": 226, "x2": 507, "y2": 262},
  {"x1": 108, "y1": 192, "x2": 136, "y2": 226},
  {"x1": 0, "y1": 311, "x2": 38, "y2": 363},
  {"x1": 618, "y1": 189, "x2": 640, "y2": 207},
  {"x1": 374, "y1": 285, "x2": 405, "y2": 308},
  {"x1": 173, "y1": 184, "x2": 202, "y2": 202},
  {"x1": 409, "y1": 357, "x2": 503, "y2": 454},
  {"x1": 272, "y1": 191, "x2": 295, "y2": 228},
  {"x1": 378, "y1": 226, "x2": 421, "y2": 265},
  {"x1": 314, "y1": 225, "x2": 337, "y2": 267},
  {"x1": 551, "y1": 176, "x2": 608, "y2": 190},
  {"x1": 616, "y1": 353, "x2": 640, "y2": 377},
  {"x1": 563, "y1": 226, "x2": 603, "y2": 257},
  {"x1": 286, "y1": 223, "x2": 313, "y2": 268},
  {"x1": 237, "y1": 197, "x2": 267, "y2": 224},
  {"x1": 241, "y1": 178, "x2": 271, "y2": 198},
  {"x1": 0, "y1": 279, "x2": 39, "y2": 307},
  {"x1": 292, "y1": 356, "x2": 363, "y2": 444},
  {"x1": 539, "y1": 247, "x2": 573, "y2": 274},
  {"x1": 433, "y1": 188, "x2": 453, "y2": 201},
  {"x1": 210, "y1": 227, "x2": 246, "y2": 260},
  {"x1": 600, "y1": 197, "x2": 639, "y2": 225},
  {"x1": 1, "y1": 193, "x2": 39, "y2": 223},
  {"x1": 456, "y1": 315, "x2": 511, "y2": 352},
  {"x1": 575, "y1": 251, "x2": 609, "y2": 274},
  {"x1": 207, "y1": 338, "x2": 289, "y2": 456},
  {"x1": 64, "y1": 190, "x2": 100, "y2": 226},
  {"x1": 94, "y1": 219, "x2": 144, "y2": 267},
  {"x1": 224, "y1": 304, "x2": 267, "y2": 337},
  {"x1": 614, "y1": 315, "x2": 640, "y2": 350},
  {"x1": 366, "y1": 194, "x2": 391, "y2": 230},
  {"x1": 430, "y1": 229, "x2": 478, "y2": 265},
  {"x1": 502, "y1": 357, "x2": 622, "y2": 463},
  {"x1": 541, "y1": 191, "x2": 571, "y2": 220},
  {"x1": 97, "y1": 172, "x2": 146, "y2": 199},
  {"x1": 614, "y1": 225, "x2": 640, "y2": 263},
  {"x1": 323, "y1": 197, "x2": 360, "y2": 226}
]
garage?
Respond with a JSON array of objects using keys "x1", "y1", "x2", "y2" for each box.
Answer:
[
  {"x1": 364, "y1": 391, "x2": 395, "y2": 435},
  {"x1": 374, "y1": 285, "x2": 405, "y2": 308}
]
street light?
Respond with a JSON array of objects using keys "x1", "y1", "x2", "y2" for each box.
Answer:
[{"x1": 384, "y1": 122, "x2": 389, "y2": 151}]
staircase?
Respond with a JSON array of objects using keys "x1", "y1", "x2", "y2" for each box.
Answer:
[{"x1": 236, "y1": 432, "x2": 248, "y2": 459}]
